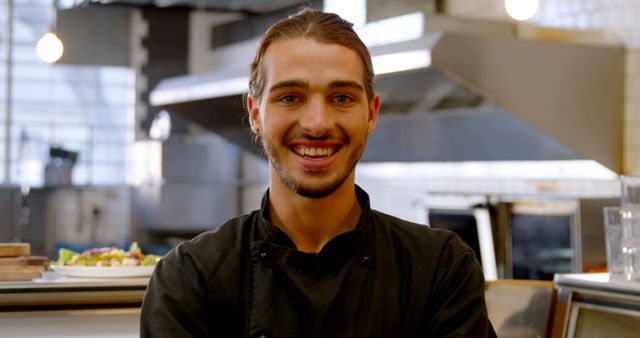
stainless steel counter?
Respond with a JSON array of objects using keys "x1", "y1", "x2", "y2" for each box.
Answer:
[
  {"x1": 554, "y1": 273, "x2": 640, "y2": 338},
  {"x1": 554, "y1": 273, "x2": 640, "y2": 298},
  {"x1": 0, "y1": 272, "x2": 149, "y2": 310},
  {"x1": 0, "y1": 272, "x2": 148, "y2": 337}
]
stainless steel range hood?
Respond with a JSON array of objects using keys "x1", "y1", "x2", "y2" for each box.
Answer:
[{"x1": 150, "y1": 14, "x2": 624, "y2": 172}]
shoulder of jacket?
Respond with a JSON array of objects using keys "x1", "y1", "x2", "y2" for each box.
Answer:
[
  {"x1": 163, "y1": 211, "x2": 258, "y2": 268},
  {"x1": 370, "y1": 209, "x2": 471, "y2": 256}
]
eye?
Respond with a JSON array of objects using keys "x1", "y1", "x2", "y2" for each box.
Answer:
[
  {"x1": 279, "y1": 95, "x2": 300, "y2": 104},
  {"x1": 333, "y1": 95, "x2": 354, "y2": 104}
]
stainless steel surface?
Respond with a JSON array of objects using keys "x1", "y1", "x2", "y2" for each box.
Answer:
[
  {"x1": 0, "y1": 272, "x2": 148, "y2": 308},
  {"x1": 432, "y1": 32, "x2": 624, "y2": 172},
  {"x1": 0, "y1": 308, "x2": 141, "y2": 338},
  {"x1": 24, "y1": 187, "x2": 132, "y2": 257},
  {"x1": 554, "y1": 273, "x2": 640, "y2": 296},
  {"x1": 566, "y1": 302, "x2": 640, "y2": 338},
  {"x1": 363, "y1": 105, "x2": 580, "y2": 162},
  {"x1": 132, "y1": 136, "x2": 242, "y2": 232},
  {"x1": 555, "y1": 273, "x2": 640, "y2": 338}
]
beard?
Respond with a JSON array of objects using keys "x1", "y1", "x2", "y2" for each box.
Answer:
[{"x1": 262, "y1": 132, "x2": 365, "y2": 199}]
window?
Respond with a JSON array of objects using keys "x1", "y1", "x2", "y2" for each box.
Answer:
[{"x1": 0, "y1": 0, "x2": 134, "y2": 186}]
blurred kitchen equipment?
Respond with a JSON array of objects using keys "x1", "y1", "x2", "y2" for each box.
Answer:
[
  {"x1": 421, "y1": 193, "x2": 616, "y2": 280},
  {"x1": 132, "y1": 135, "x2": 241, "y2": 251},
  {"x1": 43, "y1": 146, "x2": 78, "y2": 187},
  {"x1": 23, "y1": 186, "x2": 131, "y2": 257},
  {"x1": 498, "y1": 198, "x2": 616, "y2": 280},
  {"x1": 622, "y1": 175, "x2": 640, "y2": 207},
  {"x1": 603, "y1": 206, "x2": 624, "y2": 279},
  {"x1": 420, "y1": 194, "x2": 498, "y2": 281}
]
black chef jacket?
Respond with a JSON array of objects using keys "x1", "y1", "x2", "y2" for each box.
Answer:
[{"x1": 141, "y1": 186, "x2": 496, "y2": 338}]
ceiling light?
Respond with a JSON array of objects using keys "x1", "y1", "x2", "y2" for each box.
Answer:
[
  {"x1": 372, "y1": 50, "x2": 431, "y2": 75},
  {"x1": 36, "y1": 31, "x2": 64, "y2": 63},
  {"x1": 504, "y1": 0, "x2": 539, "y2": 21}
]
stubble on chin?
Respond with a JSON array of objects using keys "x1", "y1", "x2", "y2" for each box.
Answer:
[{"x1": 263, "y1": 140, "x2": 363, "y2": 199}]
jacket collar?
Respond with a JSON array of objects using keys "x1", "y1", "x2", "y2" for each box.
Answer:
[{"x1": 257, "y1": 185, "x2": 371, "y2": 255}]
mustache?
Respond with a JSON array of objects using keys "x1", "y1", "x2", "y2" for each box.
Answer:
[{"x1": 285, "y1": 130, "x2": 348, "y2": 143}]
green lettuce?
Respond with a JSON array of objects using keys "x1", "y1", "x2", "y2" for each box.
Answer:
[{"x1": 52, "y1": 247, "x2": 80, "y2": 266}]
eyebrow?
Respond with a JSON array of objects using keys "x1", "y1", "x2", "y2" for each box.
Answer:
[
  {"x1": 268, "y1": 80, "x2": 308, "y2": 93},
  {"x1": 268, "y1": 80, "x2": 365, "y2": 93},
  {"x1": 328, "y1": 80, "x2": 364, "y2": 92}
]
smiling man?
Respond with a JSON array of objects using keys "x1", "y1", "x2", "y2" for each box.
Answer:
[{"x1": 141, "y1": 9, "x2": 496, "y2": 338}]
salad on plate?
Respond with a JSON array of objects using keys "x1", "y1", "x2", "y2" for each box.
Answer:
[{"x1": 51, "y1": 242, "x2": 162, "y2": 268}]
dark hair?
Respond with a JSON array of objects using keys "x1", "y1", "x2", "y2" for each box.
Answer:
[{"x1": 248, "y1": 8, "x2": 374, "y2": 103}]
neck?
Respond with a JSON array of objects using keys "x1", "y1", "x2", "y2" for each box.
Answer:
[{"x1": 268, "y1": 173, "x2": 362, "y2": 253}]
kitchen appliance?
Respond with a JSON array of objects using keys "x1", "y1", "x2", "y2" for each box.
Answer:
[
  {"x1": 497, "y1": 197, "x2": 618, "y2": 280},
  {"x1": 43, "y1": 146, "x2": 78, "y2": 187},
  {"x1": 23, "y1": 186, "x2": 131, "y2": 257},
  {"x1": 421, "y1": 193, "x2": 617, "y2": 281}
]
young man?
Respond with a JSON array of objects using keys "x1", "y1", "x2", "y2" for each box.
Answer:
[{"x1": 141, "y1": 9, "x2": 496, "y2": 338}]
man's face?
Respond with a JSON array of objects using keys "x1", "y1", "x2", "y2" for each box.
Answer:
[{"x1": 248, "y1": 38, "x2": 379, "y2": 198}]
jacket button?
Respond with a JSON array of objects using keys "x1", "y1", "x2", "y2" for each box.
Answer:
[
  {"x1": 360, "y1": 256, "x2": 371, "y2": 267},
  {"x1": 252, "y1": 331, "x2": 270, "y2": 338}
]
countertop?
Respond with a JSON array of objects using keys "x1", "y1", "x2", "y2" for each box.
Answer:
[
  {"x1": 0, "y1": 272, "x2": 149, "y2": 310},
  {"x1": 554, "y1": 273, "x2": 640, "y2": 297}
]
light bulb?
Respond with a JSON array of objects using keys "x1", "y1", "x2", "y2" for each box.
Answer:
[
  {"x1": 149, "y1": 111, "x2": 172, "y2": 141},
  {"x1": 36, "y1": 32, "x2": 64, "y2": 63},
  {"x1": 504, "y1": 0, "x2": 539, "y2": 21}
]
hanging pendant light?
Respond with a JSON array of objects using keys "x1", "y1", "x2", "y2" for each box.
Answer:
[
  {"x1": 36, "y1": 29, "x2": 64, "y2": 63},
  {"x1": 504, "y1": 0, "x2": 539, "y2": 21}
]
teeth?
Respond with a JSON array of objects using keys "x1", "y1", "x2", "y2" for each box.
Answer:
[{"x1": 294, "y1": 145, "x2": 335, "y2": 157}]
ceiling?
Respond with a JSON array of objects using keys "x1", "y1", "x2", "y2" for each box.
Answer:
[{"x1": 80, "y1": 0, "x2": 311, "y2": 13}]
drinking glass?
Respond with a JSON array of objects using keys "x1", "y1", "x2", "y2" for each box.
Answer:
[
  {"x1": 621, "y1": 175, "x2": 640, "y2": 207},
  {"x1": 603, "y1": 207, "x2": 624, "y2": 279},
  {"x1": 621, "y1": 207, "x2": 640, "y2": 282}
]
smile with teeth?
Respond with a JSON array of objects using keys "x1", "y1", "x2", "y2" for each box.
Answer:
[{"x1": 293, "y1": 145, "x2": 337, "y2": 159}]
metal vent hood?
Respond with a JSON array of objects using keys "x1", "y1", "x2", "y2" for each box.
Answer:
[{"x1": 150, "y1": 14, "x2": 624, "y2": 172}]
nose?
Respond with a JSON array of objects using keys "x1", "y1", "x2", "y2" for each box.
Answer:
[{"x1": 299, "y1": 96, "x2": 334, "y2": 137}]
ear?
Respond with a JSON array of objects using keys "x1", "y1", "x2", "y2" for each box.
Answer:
[
  {"x1": 367, "y1": 92, "x2": 380, "y2": 134},
  {"x1": 247, "y1": 94, "x2": 261, "y2": 135}
]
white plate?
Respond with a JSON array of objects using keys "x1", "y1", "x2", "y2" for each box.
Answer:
[{"x1": 50, "y1": 265, "x2": 155, "y2": 278}]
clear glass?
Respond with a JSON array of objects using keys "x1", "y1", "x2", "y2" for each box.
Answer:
[
  {"x1": 622, "y1": 175, "x2": 640, "y2": 207},
  {"x1": 603, "y1": 207, "x2": 624, "y2": 279},
  {"x1": 621, "y1": 207, "x2": 640, "y2": 282}
]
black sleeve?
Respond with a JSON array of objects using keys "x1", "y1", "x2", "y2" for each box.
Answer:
[
  {"x1": 427, "y1": 248, "x2": 497, "y2": 338},
  {"x1": 140, "y1": 256, "x2": 210, "y2": 337}
]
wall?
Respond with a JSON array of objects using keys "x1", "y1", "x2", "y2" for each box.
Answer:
[
  {"x1": 444, "y1": 0, "x2": 640, "y2": 175},
  {"x1": 366, "y1": 0, "x2": 436, "y2": 21}
]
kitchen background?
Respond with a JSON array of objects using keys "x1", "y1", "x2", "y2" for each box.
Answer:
[{"x1": 0, "y1": 0, "x2": 638, "y2": 281}]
